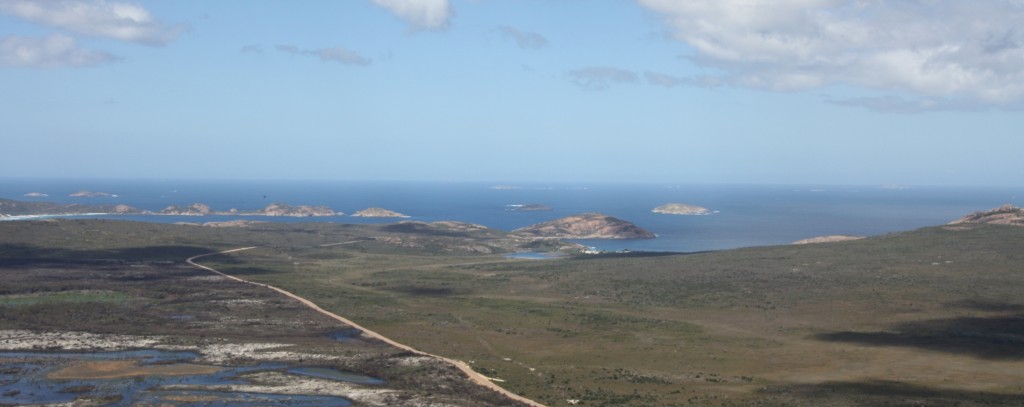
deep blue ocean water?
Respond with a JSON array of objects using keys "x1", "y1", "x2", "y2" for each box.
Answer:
[{"x1": 2, "y1": 179, "x2": 1021, "y2": 253}]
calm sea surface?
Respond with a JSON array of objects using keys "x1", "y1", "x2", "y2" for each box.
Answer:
[{"x1": 2, "y1": 179, "x2": 1021, "y2": 253}]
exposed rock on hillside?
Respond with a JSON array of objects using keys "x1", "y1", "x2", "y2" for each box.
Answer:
[
  {"x1": 245, "y1": 203, "x2": 338, "y2": 217},
  {"x1": 792, "y1": 235, "x2": 865, "y2": 245},
  {"x1": 652, "y1": 203, "x2": 711, "y2": 215},
  {"x1": 352, "y1": 207, "x2": 409, "y2": 218},
  {"x1": 160, "y1": 203, "x2": 213, "y2": 216},
  {"x1": 950, "y1": 204, "x2": 1024, "y2": 227},
  {"x1": 513, "y1": 213, "x2": 656, "y2": 239}
]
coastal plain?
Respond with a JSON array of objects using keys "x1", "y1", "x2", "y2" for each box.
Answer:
[{"x1": 2, "y1": 216, "x2": 1024, "y2": 406}]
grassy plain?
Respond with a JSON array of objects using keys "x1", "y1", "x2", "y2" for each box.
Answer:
[
  {"x1": 3, "y1": 219, "x2": 1024, "y2": 406},
  {"x1": 219, "y1": 224, "x2": 1024, "y2": 406}
]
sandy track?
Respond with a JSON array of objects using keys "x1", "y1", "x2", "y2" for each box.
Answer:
[{"x1": 187, "y1": 247, "x2": 545, "y2": 407}]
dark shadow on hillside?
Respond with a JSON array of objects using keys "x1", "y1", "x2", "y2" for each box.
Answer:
[
  {"x1": 815, "y1": 314, "x2": 1024, "y2": 359},
  {"x1": 946, "y1": 299, "x2": 1024, "y2": 312},
  {"x1": 760, "y1": 380, "x2": 1024, "y2": 406},
  {"x1": 214, "y1": 267, "x2": 281, "y2": 276},
  {"x1": 381, "y1": 223, "x2": 473, "y2": 237},
  {"x1": 0, "y1": 244, "x2": 218, "y2": 265},
  {"x1": 384, "y1": 285, "x2": 469, "y2": 297}
]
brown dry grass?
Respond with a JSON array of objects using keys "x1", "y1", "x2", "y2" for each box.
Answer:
[{"x1": 48, "y1": 360, "x2": 222, "y2": 380}]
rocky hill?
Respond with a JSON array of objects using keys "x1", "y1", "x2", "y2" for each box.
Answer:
[
  {"x1": 513, "y1": 213, "x2": 656, "y2": 239},
  {"x1": 949, "y1": 204, "x2": 1024, "y2": 227}
]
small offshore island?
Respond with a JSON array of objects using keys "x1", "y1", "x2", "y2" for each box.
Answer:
[
  {"x1": 506, "y1": 204, "x2": 553, "y2": 212},
  {"x1": 69, "y1": 190, "x2": 115, "y2": 198},
  {"x1": 652, "y1": 203, "x2": 712, "y2": 215},
  {"x1": 513, "y1": 213, "x2": 655, "y2": 239},
  {"x1": 352, "y1": 207, "x2": 410, "y2": 218}
]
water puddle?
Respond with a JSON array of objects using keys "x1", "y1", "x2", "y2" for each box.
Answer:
[
  {"x1": 326, "y1": 328, "x2": 363, "y2": 342},
  {"x1": 287, "y1": 367, "x2": 383, "y2": 385},
  {"x1": 504, "y1": 251, "x2": 566, "y2": 260},
  {"x1": 136, "y1": 389, "x2": 353, "y2": 406}
]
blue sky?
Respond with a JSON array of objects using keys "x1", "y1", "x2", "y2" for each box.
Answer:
[{"x1": 1, "y1": 0, "x2": 1023, "y2": 186}]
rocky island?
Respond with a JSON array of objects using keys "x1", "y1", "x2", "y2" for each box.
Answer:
[
  {"x1": 0, "y1": 199, "x2": 142, "y2": 218},
  {"x1": 160, "y1": 203, "x2": 213, "y2": 216},
  {"x1": 69, "y1": 190, "x2": 115, "y2": 198},
  {"x1": 506, "y1": 204, "x2": 553, "y2": 212},
  {"x1": 352, "y1": 207, "x2": 410, "y2": 218},
  {"x1": 652, "y1": 203, "x2": 711, "y2": 215},
  {"x1": 513, "y1": 213, "x2": 656, "y2": 239},
  {"x1": 22, "y1": 192, "x2": 48, "y2": 197},
  {"x1": 243, "y1": 203, "x2": 338, "y2": 217},
  {"x1": 0, "y1": 198, "x2": 341, "y2": 219},
  {"x1": 949, "y1": 204, "x2": 1024, "y2": 227}
]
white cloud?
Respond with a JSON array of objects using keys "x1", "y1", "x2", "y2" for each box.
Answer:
[
  {"x1": 0, "y1": 0, "x2": 185, "y2": 46},
  {"x1": 568, "y1": 67, "x2": 639, "y2": 91},
  {"x1": 276, "y1": 44, "x2": 371, "y2": 66},
  {"x1": 498, "y1": 26, "x2": 547, "y2": 49},
  {"x1": 638, "y1": 0, "x2": 1024, "y2": 108},
  {"x1": 372, "y1": 0, "x2": 451, "y2": 31},
  {"x1": 0, "y1": 34, "x2": 116, "y2": 67}
]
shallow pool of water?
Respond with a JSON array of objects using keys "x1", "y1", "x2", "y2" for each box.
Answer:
[
  {"x1": 503, "y1": 252, "x2": 567, "y2": 260},
  {"x1": 0, "y1": 349, "x2": 376, "y2": 406},
  {"x1": 287, "y1": 367, "x2": 383, "y2": 385}
]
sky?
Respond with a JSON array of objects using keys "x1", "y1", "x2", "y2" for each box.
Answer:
[{"x1": 1, "y1": 0, "x2": 1023, "y2": 186}]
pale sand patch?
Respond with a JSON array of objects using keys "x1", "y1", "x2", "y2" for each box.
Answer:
[
  {"x1": 163, "y1": 370, "x2": 400, "y2": 406},
  {"x1": 0, "y1": 330, "x2": 164, "y2": 351},
  {"x1": 792, "y1": 235, "x2": 865, "y2": 244}
]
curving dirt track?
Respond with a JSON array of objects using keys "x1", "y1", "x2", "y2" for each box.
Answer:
[{"x1": 187, "y1": 247, "x2": 545, "y2": 407}]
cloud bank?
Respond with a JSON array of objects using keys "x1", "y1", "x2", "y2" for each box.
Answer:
[
  {"x1": 638, "y1": 0, "x2": 1024, "y2": 108},
  {"x1": 276, "y1": 44, "x2": 371, "y2": 66},
  {"x1": 0, "y1": 33, "x2": 116, "y2": 67},
  {"x1": 0, "y1": 0, "x2": 185, "y2": 46},
  {"x1": 498, "y1": 26, "x2": 547, "y2": 49},
  {"x1": 372, "y1": 0, "x2": 451, "y2": 31}
]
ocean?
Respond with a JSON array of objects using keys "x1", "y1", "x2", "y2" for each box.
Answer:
[{"x1": 2, "y1": 179, "x2": 1021, "y2": 253}]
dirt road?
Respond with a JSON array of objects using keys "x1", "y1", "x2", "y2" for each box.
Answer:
[{"x1": 187, "y1": 247, "x2": 545, "y2": 407}]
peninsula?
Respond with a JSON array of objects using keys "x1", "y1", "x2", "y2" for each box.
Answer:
[
  {"x1": 949, "y1": 204, "x2": 1024, "y2": 227},
  {"x1": 792, "y1": 235, "x2": 865, "y2": 244}
]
